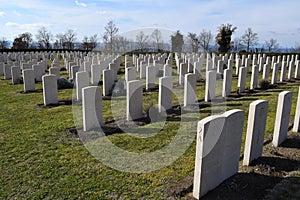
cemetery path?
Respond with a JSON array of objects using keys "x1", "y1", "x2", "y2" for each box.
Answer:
[{"x1": 167, "y1": 131, "x2": 300, "y2": 200}]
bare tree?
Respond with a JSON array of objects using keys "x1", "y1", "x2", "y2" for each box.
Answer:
[
  {"x1": 136, "y1": 31, "x2": 149, "y2": 50},
  {"x1": 241, "y1": 28, "x2": 258, "y2": 52},
  {"x1": 265, "y1": 38, "x2": 279, "y2": 52},
  {"x1": 0, "y1": 37, "x2": 9, "y2": 49},
  {"x1": 36, "y1": 27, "x2": 53, "y2": 49},
  {"x1": 64, "y1": 29, "x2": 77, "y2": 50},
  {"x1": 151, "y1": 29, "x2": 162, "y2": 50},
  {"x1": 187, "y1": 32, "x2": 199, "y2": 53},
  {"x1": 81, "y1": 34, "x2": 97, "y2": 50},
  {"x1": 216, "y1": 24, "x2": 237, "y2": 52},
  {"x1": 199, "y1": 30, "x2": 212, "y2": 52},
  {"x1": 103, "y1": 20, "x2": 119, "y2": 53},
  {"x1": 89, "y1": 34, "x2": 98, "y2": 50}
]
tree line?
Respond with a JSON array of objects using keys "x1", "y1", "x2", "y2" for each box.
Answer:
[{"x1": 0, "y1": 21, "x2": 299, "y2": 53}]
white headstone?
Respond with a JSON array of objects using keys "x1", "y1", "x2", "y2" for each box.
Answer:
[
  {"x1": 125, "y1": 67, "x2": 136, "y2": 82},
  {"x1": 243, "y1": 100, "x2": 268, "y2": 166},
  {"x1": 42, "y1": 75, "x2": 58, "y2": 105},
  {"x1": 76, "y1": 71, "x2": 89, "y2": 101},
  {"x1": 164, "y1": 64, "x2": 172, "y2": 77},
  {"x1": 32, "y1": 64, "x2": 45, "y2": 82},
  {"x1": 127, "y1": 80, "x2": 143, "y2": 121},
  {"x1": 11, "y1": 66, "x2": 21, "y2": 85},
  {"x1": 272, "y1": 91, "x2": 293, "y2": 147},
  {"x1": 82, "y1": 86, "x2": 102, "y2": 131},
  {"x1": 287, "y1": 60, "x2": 294, "y2": 81},
  {"x1": 222, "y1": 69, "x2": 232, "y2": 97},
  {"x1": 158, "y1": 76, "x2": 173, "y2": 113},
  {"x1": 238, "y1": 67, "x2": 247, "y2": 93},
  {"x1": 91, "y1": 64, "x2": 101, "y2": 85},
  {"x1": 23, "y1": 69, "x2": 35, "y2": 92},
  {"x1": 293, "y1": 87, "x2": 300, "y2": 132},
  {"x1": 103, "y1": 69, "x2": 114, "y2": 96},
  {"x1": 184, "y1": 73, "x2": 196, "y2": 106},
  {"x1": 193, "y1": 109, "x2": 244, "y2": 199},
  {"x1": 4, "y1": 64, "x2": 12, "y2": 80},
  {"x1": 205, "y1": 71, "x2": 216, "y2": 102},
  {"x1": 49, "y1": 67, "x2": 60, "y2": 80},
  {"x1": 262, "y1": 64, "x2": 270, "y2": 80},
  {"x1": 295, "y1": 60, "x2": 300, "y2": 79},
  {"x1": 250, "y1": 65, "x2": 259, "y2": 90},
  {"x1": 280, "y1": 62, "x2": 287, "y2": 82},
  {"x1": 271, "y1": 63, "x2": 279, "y2": 85},
  {"x1": 146, "y1": 66, "x2": 156, "y2": 90},
  {"x1": 179, "y1": 63, "x2": 188, "y2": 85}
]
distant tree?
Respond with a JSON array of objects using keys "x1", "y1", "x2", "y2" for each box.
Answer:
[
  {"x1": 55, "y1": 33, "x2": 66, "y2": 49},
  {"x1": 171, "y1": 30, "x2": 184, "y2": 53},
  {"x1": 151, "y1": 29, "x2": 162, "y2": 50},
  {"x1": 136, "y1": 31, "x2": 149, "y2": 50},
  {"x1": 233, "y1": 37, "x2": 243, "y2": 52},
  {"x1": 241, "y1": 28, "x2": 258, "y2": 52},
  {"x1": 103, "y1": 20, "x2": 119, "y2": 53},
  {"x1": 265, "y1": 38, "x2": 279, "y2": 52},
  {"x1": 89, "y1": 34, "x2": 98, "y2": 50},
  {"x1": 64, "y1": 29, "x2": 77, "y2": 50},
  {"x1": 187, "y1": 32, "x2": 199, "y2": 53},
  {"x1": 114, "y1": 35, "x2": 129, "y2": 53},
  {"x1": 36, "y1": 27, "x2": 53, "y2": 49},
  {"x1": 215, "y1": 24, "x2": 237, "y2": 52},
  {"x1": 12, "y1": 32, "x2": 33, "y2": 49},
  {"x1": 199, "y1": 29, "x2": 213, "y2": 52},
  {"x1": 0, "y1": 37, "x2": 9, "y2": 49}
]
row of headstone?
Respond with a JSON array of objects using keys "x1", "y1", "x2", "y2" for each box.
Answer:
[{"x1": 193, "y1": 87, "x2": 300, "y2": 199}]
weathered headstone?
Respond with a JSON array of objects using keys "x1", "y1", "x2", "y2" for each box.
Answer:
[
  {"x1": 32, "y1": 64, "x2": 44, "y2": 82},
  {"x1": 158, "y1": 76, "x2": 173, "y2": 113},
  {"x1": 272, "y1": 91, "x2": 293, "y2": 147},
  {"x1": 243, "y1": 100, "x2": 268, "y2": 166},
  {"x1": 164, "y1": 64, "x2": 172, "y2": 77},
  {"x1": 42, "y1": 75, "x2": 58, "y2": 105},
  {"x1": 127, "y1": 80, "x2": 143, "y2": 121},
  {"x1": 82, "y1": 86, "x2": 102, "y2": 131}
]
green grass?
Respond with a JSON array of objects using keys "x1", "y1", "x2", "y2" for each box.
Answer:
[{"x1": 1, "y1": 56, "x2": 300, "y2": 199}]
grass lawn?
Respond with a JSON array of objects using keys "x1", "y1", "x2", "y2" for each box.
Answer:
[{"x1": 0, "y1": 55, "x2": 300, "y2": 199}]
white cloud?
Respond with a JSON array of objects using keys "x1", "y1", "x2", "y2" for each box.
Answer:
[
  {"x1": 75, "y1": 0, "x2": 87, "y2": 7},
  {"x1": 5, "y1": 22, "x2": 52, "y2": 30},
  {"x1": 0, "y1": 11, "x2": 6, "y2": 16}
]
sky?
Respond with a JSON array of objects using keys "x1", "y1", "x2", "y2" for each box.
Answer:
[{"x1": 0, "y1": 0, "x2": 300, "y2": 48}]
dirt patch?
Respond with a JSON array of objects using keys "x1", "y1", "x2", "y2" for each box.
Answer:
[{"x1": 166, "y1": 131, "x2": 300, "y2": 200}]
